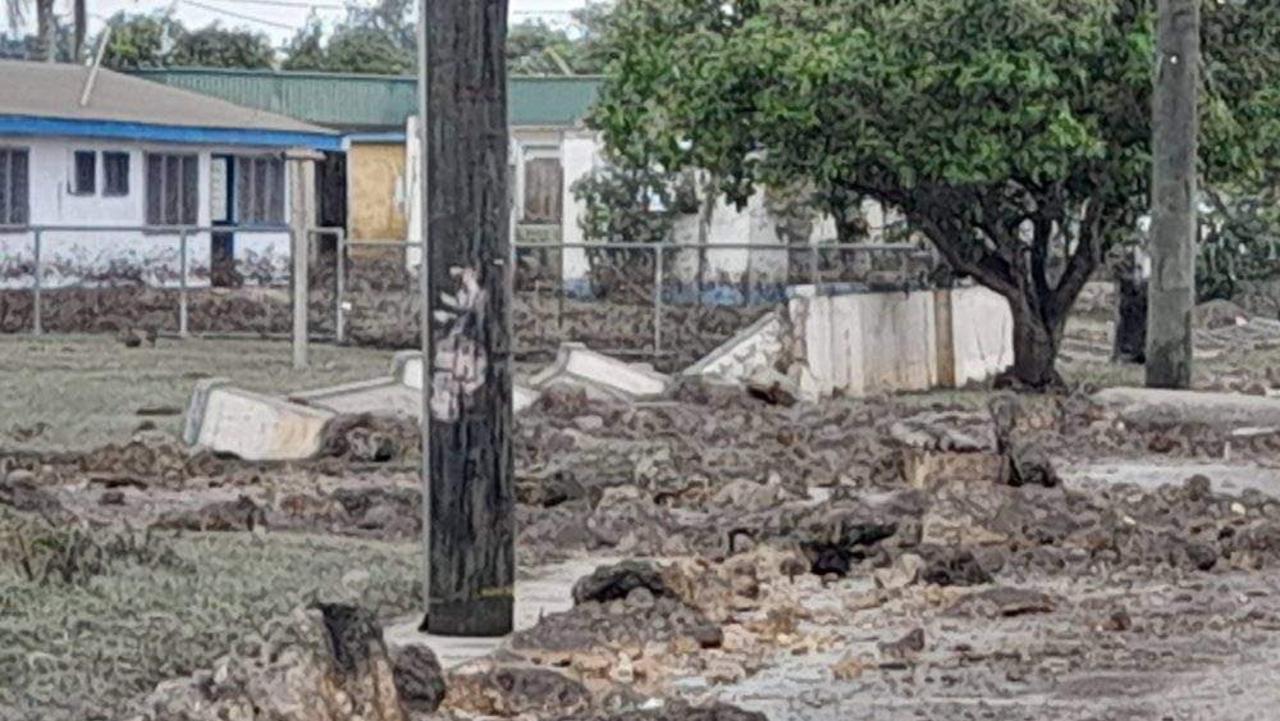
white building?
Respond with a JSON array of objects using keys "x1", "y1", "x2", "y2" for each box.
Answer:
[{"x1": 0, "y1": 60, "x2": 341, "y2": 290}]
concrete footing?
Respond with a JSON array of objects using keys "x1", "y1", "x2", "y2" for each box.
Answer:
[
  {"x1": 184, "y1": 378, "x2": 334, "y2": 461},
  {"x1": 529, "y1": 342, "x2": 671, "y2": 401}
]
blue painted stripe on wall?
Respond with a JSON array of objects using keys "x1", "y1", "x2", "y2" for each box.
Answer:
[{"x1": 0, "y1": 115, "x2": 343, "y2": 151}]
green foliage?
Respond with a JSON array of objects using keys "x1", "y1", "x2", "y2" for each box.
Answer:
[
  {"x1": 571, "y1": 162, "x2": 695, "y2": 245},
  {"x1": 1197, "y1": 188, "x2": 1280, "y2": 303},
  {"x1": 508, "y1": 2, "x2": 614, "y2": 75},
  {"x1": 282, "y1": 0, "x2": 415, "y2": 74},
  {"x1": 590, "y1": 0, "x2": 1280, "y2": 383},
  {"x1": 102, "y1": 12, "x2": 274, "y2": 70},
  {"x1": 101, "y1": 12, "x2": 171, "y2": 69}
]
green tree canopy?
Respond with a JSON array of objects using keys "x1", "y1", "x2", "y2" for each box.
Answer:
[
  {"x1": 282, "y1": 0, "x2": 415, "y2": 74},
  {"x1": 590, "y1": 0, "x2": 1280, "y2": 385},
  {"x1": 102, "y1": 12, "x2": 274, "y2": 70}
]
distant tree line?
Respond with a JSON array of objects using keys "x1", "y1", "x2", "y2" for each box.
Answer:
[{"x1": 2, "y1": 0, "x2": 612, "y2": 75}]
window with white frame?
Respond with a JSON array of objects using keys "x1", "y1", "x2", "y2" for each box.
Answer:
[
  {"x1": 234, "y1": 155, "x2": 285, "y2": 225},
  {"x1": 103, "y1": 152, "x2": 130, "y2": 197},
  {"x1": 72, "y1": 150, "x2": 96, "y2": 196},
  {"x1": 145, "y1": 153, "x2": 199, "y2": 226},
  {"x1": 0, "y1": 148, "x2": 29, "y2": 225}
]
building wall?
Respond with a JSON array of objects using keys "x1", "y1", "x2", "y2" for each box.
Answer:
[
  {"x1": 0, "y1": 136, "x2": 292, "y2": 290},
  {"x1": 348, "y1": 141, "x2": 408, "y2": 248}
]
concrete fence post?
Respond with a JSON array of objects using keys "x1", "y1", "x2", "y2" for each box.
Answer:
[
  {"x1": 32, "y1": 229, "x2": 42, "y2": 336},
  {"x1": 653, "y1": 244, "x2": 663, "y2": 356},
  {"x1": 335, "y1": 229, "x2": 346, "y2": 345},
  {"x1": 178, "y1": 229, "x2": 189, "y2": 338}
]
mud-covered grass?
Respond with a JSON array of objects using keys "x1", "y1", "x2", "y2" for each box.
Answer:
[
  {"x1": 0, "y1": 507, "x2": 421, "y2": 721},
  {"x1": 0, "y1": 335, "x2": 395, "y2": 453}
]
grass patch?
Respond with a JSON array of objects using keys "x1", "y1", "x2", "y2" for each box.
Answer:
[
  {"x1": 0, "y1": 335, "x2": 395, "y2": 453},
  {"x1": 0, "y1": 510, "x2": 421, "y2": 721}
]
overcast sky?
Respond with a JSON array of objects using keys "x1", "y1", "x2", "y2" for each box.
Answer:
[{"x1": 5, "y1": 0, "x2": 586, "y2": 47}]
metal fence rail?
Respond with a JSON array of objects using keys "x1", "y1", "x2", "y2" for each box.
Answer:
[
  {"x1": 337, "y1": 236, "x2": 937, "y2": 363},
  {"x1": 0, "y1": 224, "x2": 345, "y2": 338},
  {"x1": 0, "y1": 225, "x2": 937, "y2": 367}
]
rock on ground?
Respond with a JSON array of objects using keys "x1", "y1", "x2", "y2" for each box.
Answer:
[{"x1": 126, "y1": 604, "x2": 408, "y2": 721}]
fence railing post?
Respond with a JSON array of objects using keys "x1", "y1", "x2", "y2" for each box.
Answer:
[
  {"x1": 32, "y1": 229, "x2": 42, "y2": 336},
  {"x1": 178, "y1": 229, "x2": 189, "y2": 338},
  {"x1": 653, "y1": 245, "x2": 663, "y2": 356},
  {"x1": 556, "y1": 241, "x2": 565, "y2": 342},
  {"x1": 809, "y1": 243, "x2": 820, "y2": 290},
  {"x1": 335, "y1": 230, "x2": 346, "y2": 344}
]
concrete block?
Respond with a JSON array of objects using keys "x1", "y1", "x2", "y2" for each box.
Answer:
[
  {"x1": 900, "y1": 448, "x2": 1004, "y2": 490},
  {"x1": 391, "y1": 349, "x2": 539, "y2": 414},
  {"x1": 530, "y1": 343, "x2": 671, "y2": 400},
  {"x1": 185, "y1": 383, "x2": 335, "y2": 461},
  {"x1": 290, "y1": 377, "x2": 420, "y2": 418},
  {"x1": 683, "y1": 310, "x2": 784, "y2": 382}
]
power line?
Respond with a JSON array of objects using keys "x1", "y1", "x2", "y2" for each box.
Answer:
[
  {"x1": 179, "y1": 0, "x2": 300, "y2": 30},
  {"x1": 194, "y1": 0, "x2": 347, "y2": 12}
]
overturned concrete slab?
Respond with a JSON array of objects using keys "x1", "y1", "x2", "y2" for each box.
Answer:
[
  {"x1": 395, "y1": 350, "x2": 540, "y2": 414},
  {"x1": 529, "y1": 343, "x2": 671, "y2": 401},
  {"x1": 293, "y1": 351, "x2": 539, "y2": 418},
  {"x1": 1092, "y1": 387, "x2": 1280, "y2": 430},
  {"x1": 184, "y1": 379, "x2": 334, "y2": 461},
  {"x1": 683, "y1": 310, "x2": 785, "y2": 383},
  {"x1": 290, "y1": 377, "x2": 420, "y2": 418}
]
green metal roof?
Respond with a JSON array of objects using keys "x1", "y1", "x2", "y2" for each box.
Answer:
[{"x1": 130, "y1": 67, "x2": 601, "y2": 132}]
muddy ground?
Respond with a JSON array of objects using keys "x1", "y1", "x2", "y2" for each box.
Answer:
[
  {"x1": 8, "y1": 298, "x2": 1280, "y2": 720},
  {"x1": 6, "y1": 371, "x2": 1280, "y2": 720}
]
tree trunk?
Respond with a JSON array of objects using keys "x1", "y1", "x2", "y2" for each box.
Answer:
[
  {"x1": 420, "y1": 0, "x2": 514, "y2": 636},
  {"x1": 36, "y1": 0, "x2": 56, "y2": 62},
  {"x1": 1146, "y1": 0, "x2": 1199, "y2": 388},
  {"x1": 1006, "y1": 299, "x2": 1063, "y2": 388}
]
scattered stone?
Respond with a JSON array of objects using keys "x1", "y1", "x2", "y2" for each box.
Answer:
[
  {"x1": 878, "y1": 628, "x2": 925, "y2": 661},
  {"x1": 390, "y1": 644, "x2": 446, "y2": 714},
  {"x1": 945, "y1": 587, "x2": 1056, "y2": 618},
  {"x1": 573, "y1": 561, "x2": 673, "y2": 605},
  {"x1": 745, "y1": 368, "x2": 800, "y2": 407},
  {"x1": 1102, "y1": 608, "x2": 1133, "y2": 632},
  {"x1": 920, "y1": 549, "x2": 993, "y2": 587},
  {"x1": 873, "y1": 553, "x2": 926, "y2": 590},
  {"x1": 128, "y1": 604, "x2": 407, "y2": 721},
  {"x1": 1183, "y1": 474, "x2": 1213, "y2": 502},
  {"x1": 445, "y1": 664, "x2": 591, "y2": 717}
]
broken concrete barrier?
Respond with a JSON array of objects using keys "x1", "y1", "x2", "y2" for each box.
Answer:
[
  {"x1": 1092, "y1": 387, "x2": 1280, "y2": 430},
  {"x1": 529, "y1": 343, "x2": 671, "y2": 401},
  {"x1": 397, "y1": 350, "x2": 540, "y2": 414},
  {"x1": 294, "y1": 350, "x2": 539, "y2": 418},
  {"x1": 184, "y1": 378, "x2": 334, "y2": 461},
  {"x1": 683, "y1": 310, "x2": 785, "y2": 383}
]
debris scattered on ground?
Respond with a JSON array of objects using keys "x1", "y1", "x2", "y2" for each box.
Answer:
[{"x1": 126, "y1": 604, "x2": 408, "y2": 721}]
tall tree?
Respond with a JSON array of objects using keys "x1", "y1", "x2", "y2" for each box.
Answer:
[
  {"x1": 590, "y1": 0, "x2": 1280, "y2": 386},
  {"x1": 1146, "y1": 0, "x2": 1199, "y2": 388},
  {"x1": 283, "y1": 0, "x2": 414, "y2": 74},
  {"x1": 101, "y1": 13, "x2": 275, "y2": 70},
  {"x1": 420, "y1": 0, "x2": 514, "y2": 635}
]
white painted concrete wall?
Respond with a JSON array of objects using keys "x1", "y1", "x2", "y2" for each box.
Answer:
[
  {"x1": 785, "y1": 285, "x2": 1011, "y2": 398},
  {"x1": 948, "y1": 285, "x2": 1015, "y2": 386},
  {"x1": 0, "y1": 136, "x2": 291, "y2": 289}
]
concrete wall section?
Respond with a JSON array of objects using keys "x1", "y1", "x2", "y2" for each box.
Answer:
[
  {"x1": 784, "y1": 285, "x2": 1010, "y2": 398},
  {"x1": 948, "y1": 285, "x2": 1014, "y2": 386}
]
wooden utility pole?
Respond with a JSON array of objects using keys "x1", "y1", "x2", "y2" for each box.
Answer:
[
  {"x1": 1146, "y1": 0, "x2": 1199, "y2": 388},
  {"x1": 419, "y1": 0, "x2": 515, "y2": 636}
]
